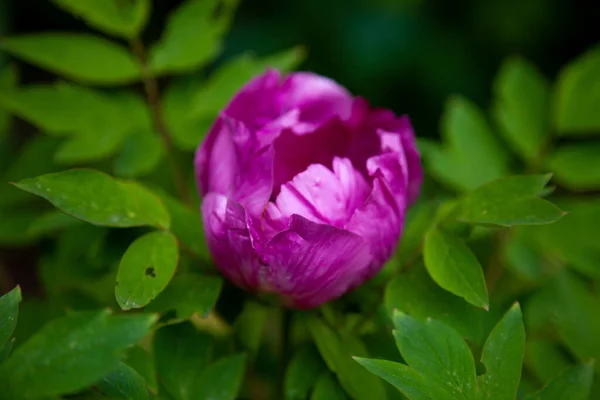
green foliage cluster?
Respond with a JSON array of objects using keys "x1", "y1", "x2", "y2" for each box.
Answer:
[{"x1": 0, "y1": 1, "x2": 599, "y2": 399}]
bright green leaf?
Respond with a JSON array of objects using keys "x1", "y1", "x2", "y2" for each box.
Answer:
[
  {"x1": 546, "y1": 142, "x2": 600, "y2": 190},
  {"x1": 393, "y1": 312, "x2": 477, "y2": 399},
  {"x1": 0, "y1": 286, "x2": 21, "y2": 350},
  {"x1": 285, "y1": 344, "x2": 326, "y2": 400},
  {"x1": 423, "y1": 228, "x2": 489, "y2": 309},
  {"x1": 455, "y1": 175, "x2": 564, "y2": 226},
  {"x1": 479, "y1": 303, "x2": 525, "y2": 400},
  {"x1": 13, "y1": 169, "x2": 170, "y2": 229},
  {"x1": 526, "y1": 363, "x2": 594, "y2": 400},
  {"x1": 97, "y1": 361, "x2": 149, "y2": 400},
  {"x1": 148, "y1": 0, "x2": 239, "y2": 75},
  {"x1": 191, "y1": 354, "x2": 247, "y2": 400},
  {"x1": 493, "y1": 57, "x2": 550, "y2": 162},
  {"x1": 555, "y1": 44, "x2": 600, "y2": 134},
  {"x1": 115, "y1": 231, "x2": 179, "y2": 310},
  {"x1": 145, "y1": 273, "x2": 222, "y2": 319},
  {"x1": 0, "y1": 310, "x2": 156, "y2": 399},
  {"x1": 311, "y1": 372, "x2": 347, "y2": 400},
  {"x1": 52, "y1": 0, "x2": 151, "y2": 39},
  {"x1": 0, "y1": 33, "x2": 140, "y2": 85},
  {"x1": 114, "y1": 130, "x2": 164, "y2": 178}
]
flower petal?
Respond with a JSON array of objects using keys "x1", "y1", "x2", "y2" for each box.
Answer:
[
  {"x1": 332, "y1": 156, "x2": 371, "y2": 214},
  {"x1": 262, "y1": 214, "x2": 372, "y2": 308}
]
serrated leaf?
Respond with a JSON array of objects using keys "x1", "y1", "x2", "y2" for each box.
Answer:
[
  {"x1": 555, "y1": 44, "x2": 600, "y2": 134},
  {"x1": 422, "y1": 96, "x2": 509, "y2": 191},
  {"x1": 97, "y1": 361, "x2": 149, "y2": 400},
  {"x1": 285, "y1": 344, "x2": 326, "y2": 400},
  {"x1": 145, "y1": 273, "x2": 222, "y2": 319},
  {"x1": 423, "y1": 228, "x2": 488, "y2": 309},
  {"x1": 0, "y1": 286, "x2": 21, "y2": 350},
  {"x1": 311, "y1": 372, "x2": 347, "y2": 400},
  {"x1": 154, "y1": 322, "x2": 213, "y2": 400},
  {"x1": 455, "y1": 175, "x2": 564, "y2": 226},
  {"x1": 493, "y1": 57, "x2": 550, "y2": 161},
  {"x1": 114, "y1": 130, "x2": 164, "y2": 178},
  {"x1": 13, "y1": 169, "x2": 170, "y2": 229},
  {"x1": 307, "y1": 316, "x2": 388, "y2": 400},
  {"x1": 115, "y1": 231, "x2": 179, "y2": 310},
  {"x1": 385, "y1": 263, "x2": 486, "y2": 344},
  {"x1": 148, "y1": 0, "x2": 238, "y2": 75},
  {"x1": 526, "y1": 363, "x2": 594, "y2": 400},
  {"x1": 546, "y1": 142, "x2": 600, "y2": 190},
  {"x1": 52, "y1": 0, "x2": 150, "y2": 39},
  {"x1": 479, "y1": 303, "x2": 525, "y2": 400},
  {"x1": 0, "y1": 310, "x2": 156, "y2": 399},
  {"x1": 191, "y1": 354, "x2": 247, "y2": 400},
  {"x1": 393, "y1": 312, "x2": 477, "y2": 399},
  {"x1": 355, "y1": 358, "x2": 454, "y2": 400},
  {"x1": 0, "y1": 33, "x2": 140, "y2": 85}
]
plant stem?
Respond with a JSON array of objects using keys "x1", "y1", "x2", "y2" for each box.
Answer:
[{"x1": 130, "y1": 39, "x2": 191, "y2": 205}]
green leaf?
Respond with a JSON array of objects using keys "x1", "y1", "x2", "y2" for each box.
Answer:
[
  {"x1": 27, "y1": 210, "x2": 82, "y2": 237},
  {"x1": 145, "y1": 273, "x2": 222, "y2": 319},
  {"x1": 455, "y1": 175, "x2": 564, "y2": 226},
  {"x1": 124, "y1": 346, "x2": 157, "y2": 394},
  {"x1": 385, "y1": 263, "x2": 486, "y2": 343},
  {"x1": 0, "y1": 211, "x2": 39, "y2": 246},
  {"x1": 546, "y1": 142, "x2": 600, "y2": 190},
  {"x1": 0, "y1": 286, "x2": 21, "y2": 350},
  {"x1": 0, "y1": 34, "x2": 140, "y2": 85},
  {"x1": 503, "y1": 231, "x2": 543, "y2": 281},
  {"x1": 97, "y1": 361, "x2": 149, "y2": 400},
  {"x1": 114, "y1": 130, "x2": 164, "y2": 178},
  {"x1": 234, "y1": 301, "x2": 269, "y2": 354},
  {"x1": 526, "y1": 363, "x2": 594, "y2": 400},
  {"x1": 54, "y1": 129, "x2": 127, "y2": 164},
  {"x1": 115, "y1": 231, "x2": 179, "y2": 310},
  {"x1": 355, "y1": 358, "x2": 453, "y2": 400},
  {"x1": 153, "y1": 322, "x2": 213, "y2": 400},
  {"x1": 285, "y1": 345, "x2": 326, "y2": 400},
  {"x1": 393, "y1": 312, "x2": 477, "y2": 399},
  {"x1": 0, "y1": 64, "x2": 17, "y2": 141},
  {"x1": 0, "y1": 310, "x2": 156, "y2": 399},
  {"x1": 307, "y1": 316, "x2": 388, "y2": 400},
  {"x1": 13, "y1": 169, "x2": 170, "y2": 229},
  {"x1": 0, "y1": 338, "x2": 15, "y2": 364},
  {"x1": 396, "y1": 201, "x2": 437, "y2": 265},
  {"x1": 555, "y1": 44, "x2": 600, "y2": 134},
  {"x1": 493, "y1": 57, "x2": 550, "y2": 161},
  {"x1": 311, "y1": 372, "x2": 347, "y2": 400},
  {"x1": 52, "y1": 0, "x2": 150, "y2": 39},
  {"x1": 423, "y1": 228, "x2": 488, "y2": 309},
  {"x1": 148, "y1": 0, "x2": 239, "y2": 75},
  {"x1": 479, "y1": 303, "x2": 525, "y2": 400},
  {"x1": 524, "y1": 339, "x2": 571, "y2": 384},
  {"x1": 422, "y1": 96, "x2": 509, "y2": 191},
  {"x1": 191, "y1": 354, "x2": 247, "y2": 400}
]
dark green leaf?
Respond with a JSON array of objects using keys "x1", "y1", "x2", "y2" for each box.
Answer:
[
  {"x1": 97, "y1": 361, "x2": 149, "y2": 400},
  {"x1": 311, "y1": 372, "x2": 347, "y2": 400},
  {"x1": 355, "y1": 358, "x2": 453, "y2": 400},
  {"x1": 307, "y1": 316, "x2": 388, "y2": 400},
  {"x1": 54, "y1": 129, "x2": 127, "y2": 164},
  {"x1": 455, "y1": 175, "x2": 564, "y2": 226},
  {"x1": 0, "y1": 34, "x2": 140, "y2": 85},
  {"x1": 191, "y1": 354, "x2": 247, "y2": 400},
  {"x1": 0, "y1": 286, "x2": 21, "y2": 350},
  {"x1": 0, "y1": 338, "x2": 15, "y2": 364},
  {"x1": 116, "y1": 231, "x2": 179, "y2": 310},
  {"x1": 52, "y1": 0, "x2": 150, "y2": 39},
  {"x1": 396, "y1": 201, "x2": 437, "y2": 265},
  {"x1": 423, "y1": 228, "x2": 488, "y2": 309},
  {"x1": 14, "y1": 169, "x2": 170, "y2": 229},
  {"x1": 479, "y1": 303, "x2": 525, "y2": 400},
  {"x1": 114, "y1": 130, "x2": 164, "y2": 178},
  {"x1": 422, "y1": 96, "x2": 509, "y2": 191},
  {"x1": 493, "y1": 57, "x2": 550, "y2": 161},
  {"x1": 285, "y1": 345, "x2": 326, "y2": 400},
  {"x1": 148, "y1": 0, "x2": 238, "y2": 74},
  {"x1": 526, "y1": 363, "x2": 594, "y2": 400},
  {"x1": 546, "y1": 142, "x2": 600, "y2": 190},
  {"x1": 555, "y1": 44, "x2": 600, "y2": 134},
  {"x1": 153, "y1": 322, "x2": 213, "y2": 400},
  {"x1": 524, "y1": 339, "x2": 571, "y2": 384},
  {"x1": 0, "y1": 211, "x2": 39, "y2": 246},
  {"x1": 145, "y1": 273, "x2": 222, "y2": 319},
  {"x1": 503, "y1": 231, "x2": 543, "y2": 281},
  {"x1": 0, "y1": 310, "x2": 156, "y2": 399},
  {"x1": 234, "y1": 301, "x2": 269, "y2": 354},
  {"x1": 124, "y1": 346, "x2": 157, "y2": 394},
  {"x1": 27, "y1": 210, "x2": 82, "y2": 237},
  {"x1": 0, "y1": 64, "x2": 17, "y2": 141},
  {"x1": 393, "y1": 312, "x2": 477, "y2": 399}
]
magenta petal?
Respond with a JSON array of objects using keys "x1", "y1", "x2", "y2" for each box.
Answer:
[
  {"x1": 262, "y1": 214, "x2": 372, "y2": 308},
  {"x1": 201, "y1": 193, "x2": 264, "y2": 290}
]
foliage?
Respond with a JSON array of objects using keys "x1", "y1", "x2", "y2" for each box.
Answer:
[{"x1": 0, "y1": 0, "x2": 599, "y2": 399}]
